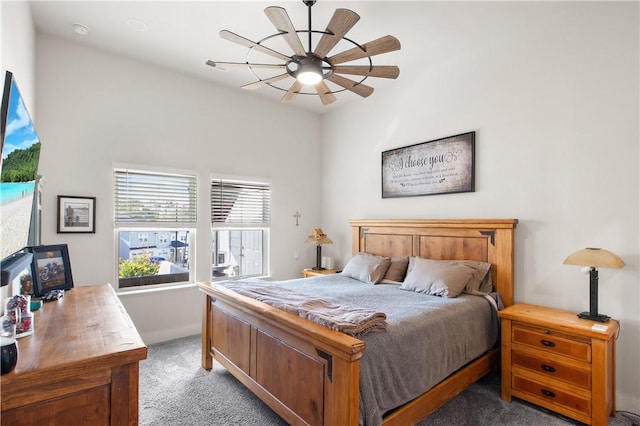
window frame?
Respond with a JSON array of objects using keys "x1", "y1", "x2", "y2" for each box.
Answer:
[
  {"x1": 210, "y1": 174, "x2": 271, "y2": 281},
  {"x1": 114, "y1": 165, "x2": 197, "y2": 290}
]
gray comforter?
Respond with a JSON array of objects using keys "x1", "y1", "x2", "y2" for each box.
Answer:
[{"x1": 277, "y1": 274, "x2": 499, "y2": 426}]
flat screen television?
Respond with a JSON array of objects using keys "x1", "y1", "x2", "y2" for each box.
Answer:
[{"x1": 1, "y1": 70, "x2": 42, "y2": 287}]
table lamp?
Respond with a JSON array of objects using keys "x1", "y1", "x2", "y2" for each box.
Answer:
[
  {"x1": 563, "y1": 247, "x2": 624, "y2": 322},
  {"x1": 305, "y1": 228, "x2": 333, "y2": 270}
]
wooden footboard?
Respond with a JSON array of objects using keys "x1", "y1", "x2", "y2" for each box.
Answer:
[{"x1": 200, "y1": 282, "x2": 366, "y2": 426}]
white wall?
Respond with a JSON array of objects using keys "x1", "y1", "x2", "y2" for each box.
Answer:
[
  {"x1": 34, "y1": 35, "x2": 323, "y2": 343},
  {"x1": 5, "y1": 0, "x2": 638, "y2": 415},
  {"x1": 0, "y1": 2, "x2": 36, "y2": 112},
  {"x1": 0, "y1": 1, "x2": 37, "y2": 311},
  {"x1": 322, "y1": 2, "x2": 639, "y2": 413}
]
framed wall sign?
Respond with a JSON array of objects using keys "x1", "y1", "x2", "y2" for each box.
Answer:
[
  {"x1": 382, "y1": 131, "x2": 475, "y2": 198},
  {"x1": 27, "y1": 244, "x2": 74, "y2": 296},
  {"x1": 57, "y1": 195, "x2": 96, "y2": 233}
]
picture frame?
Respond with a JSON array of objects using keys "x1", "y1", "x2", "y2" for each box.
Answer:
[
  {"x1": 381, "y1": 131, "x2": 475, "y2": 198},
  {"x1": 57, "y1": 195, "x2": 96, "y2": 233},
  {"x1": 27, "y1": 244, "x2": 74, "y2": 297}
]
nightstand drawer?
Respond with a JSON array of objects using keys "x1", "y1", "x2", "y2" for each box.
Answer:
[
  {"x1": 512, "y1": 323, "x2": 591, "y2": 362},
  {"x1": 513, "y1": 375, "x2": 591, "y2": 419},
  {"x1": 512, "y1": 350, "x2": 591, "y2": 389}
]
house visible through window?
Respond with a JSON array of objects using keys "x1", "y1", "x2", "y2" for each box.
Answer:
[
  {"x1": 114, "y1": 168, "x2": 197, "y2": 289},
  {"x1": 211, "y1": 177, "x2": 271, "y2": 280}
]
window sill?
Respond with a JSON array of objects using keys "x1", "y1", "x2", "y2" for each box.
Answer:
[
  {"x1": 116, "y1": 281, "x2": 197, "y2": 296},
  {"x1": 211, "y1": 274, "x2": 271, "y2": 282}
]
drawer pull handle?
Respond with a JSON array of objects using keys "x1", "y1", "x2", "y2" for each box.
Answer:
[
  {"x1": 540, "y1": 389, "x2": 556, "y2": 398},
  {"x1": 540, "y1": 339, "x2": 556, "y2": 347},
  {"x1": 540, "y1": 364, "x2": 556, "y2": 373}
]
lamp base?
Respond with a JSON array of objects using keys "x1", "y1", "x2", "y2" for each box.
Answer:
[
  {"x1": 312, "y1": 244, "x2": 324, "y2": 270},
  {"x1": 577, "y1": 311, "x2": 610, "y2": 322}
]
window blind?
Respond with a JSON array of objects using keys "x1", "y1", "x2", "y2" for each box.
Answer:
[
  {"x1": 114, "y1": 169, "x2": 197, "y2": 224},
  {"x1": 211, "y1": 179, "x2": 271, "y2": 225}
]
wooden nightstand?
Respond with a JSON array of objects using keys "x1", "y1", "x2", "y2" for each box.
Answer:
[
  {"x1": 498, "y1": 303, "x2": 618, "y2": 426},
  {"x1": 302, "y1": 268, "x2": 339, "y2": 278}
]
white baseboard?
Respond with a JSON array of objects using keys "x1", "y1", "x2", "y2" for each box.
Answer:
[{"x1": 616, "y1": 391, "x2": 640, "y2": 417}]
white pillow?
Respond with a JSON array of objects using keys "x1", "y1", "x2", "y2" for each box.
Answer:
[{"x1": 341, "y1": 252, "x2": 391, "y2": 284}]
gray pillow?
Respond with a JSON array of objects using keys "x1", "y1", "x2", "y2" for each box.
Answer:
[
  {"x1": 382, "y1": 256, "x2": 409, "y2": 282},
  {"x1": 467, "y1": 264, "x2": 493, "y2": 295},
  {"x1": 406, "y1": 257, "x2": 492, "y2": 295},
  {"x1": 478, "y1": 270, "x2": 493, "y2": 294},
  {"x1": 341, "y1": 252, "x2": 391, "y2": 284},
  {"x1": 401, "y1": 258, "x2": 479, "y2": 297}
]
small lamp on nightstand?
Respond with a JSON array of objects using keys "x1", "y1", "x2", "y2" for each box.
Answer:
[
  {"x1": 563, "y1": 247, "x2": 625, "y2": 322},
  {"x1": 305, "y1": 228, "x2": 333, "y2": 270}
]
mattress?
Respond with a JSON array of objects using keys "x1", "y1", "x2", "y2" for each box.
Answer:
[{"x1": 277, "y1": 274, "x2": 499, "y2": 426}]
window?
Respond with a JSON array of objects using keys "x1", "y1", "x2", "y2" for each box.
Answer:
[
  {"x1": 114, "y1": 168, "x2": 197, "y2": 289},
  {"x1": 211, "y1": 177, "x2": 271, "y2": 280},
  {"x1": 138, "y1": 233, "x2": 148, "y2": 245}
]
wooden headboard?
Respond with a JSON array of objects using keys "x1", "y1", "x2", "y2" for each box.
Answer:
[{"x1": 350, "y1": 219, "x2": 518, "y2": 306}]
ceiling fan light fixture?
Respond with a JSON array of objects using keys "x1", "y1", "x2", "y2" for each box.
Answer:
[
  {"x1": 296, "y1": 71, "x2": 322, "y2": 85},
  {"x1": 209, "y1": 0, "x2": 401, "y2": 104},
  {"x1": 293, "y1": 56, "x2": 323, "y2": 85},
  {"x1": 297, "y1": 70, "x2": 323, "y2": 85}
]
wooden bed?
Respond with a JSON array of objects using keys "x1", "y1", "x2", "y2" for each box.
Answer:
[{"x1": 199, "y1": 218, "x2": 517, "y2": 426}]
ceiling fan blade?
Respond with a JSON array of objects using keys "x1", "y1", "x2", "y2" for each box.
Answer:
[
  {"x1": 327, "y1": 74, "x2": 374, "y2": 98},
  {"x1": 313, "y1": 9, "x2": 360, "y2": 58},
  {"x1": 241, "y1": 73, "x2": 291, "y2": 90},
  {"x1": 220, "y1": 30, "x2": 290, "y2": 62},
  {"x1": 282, "y1": 80, "x2": 304, "y2": 102},
  {"x1": 332, "y1": 65, "x2": 400, "y2": 79},
  {"x1": 206, "y1": 60, "x2": 287, "y2": 71},
  {"x1": 264, "y1": 6, "x2": 307, "y2": 57},
  {"x1": 328, "y1": 35, "x2": 401, "y2": 65},
  {"x1": 315, "y1": 81, "x2": 337, "y2": 105}
]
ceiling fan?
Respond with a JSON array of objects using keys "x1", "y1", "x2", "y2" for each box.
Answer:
[{"x1": 206, "y1": 0, "x2": 401, "y2": 105}]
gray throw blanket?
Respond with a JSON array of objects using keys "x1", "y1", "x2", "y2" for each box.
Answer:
[{"x1": 220, "y1": 279, "x2": 387, "y2": 336}]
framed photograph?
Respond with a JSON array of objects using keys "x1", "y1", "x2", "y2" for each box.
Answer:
[
  {"x1": 382, "y1": 131, "x2": 475, "y2": 198},
  {"x1": 28, "y1": 244, "x2": 74, "y2": 297},
  {"x1": 57, "y1": 195, "x2": 96, "y2": 233}
]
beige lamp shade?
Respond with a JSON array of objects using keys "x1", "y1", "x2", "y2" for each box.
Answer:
[
  {"x1": 563, "y1": 248, "x2": 625, "y2": 269},
  {"x1": 305, "y1": 228, "x2": 333, "y2": 245}
]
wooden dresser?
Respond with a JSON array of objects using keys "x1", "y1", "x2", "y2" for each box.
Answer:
[
  {"x1": 1, "y1": 284, "x2": 147, "y2": 425},
  {"x1": 499, "y1": 303, "x2": 618, "y2": 426}
]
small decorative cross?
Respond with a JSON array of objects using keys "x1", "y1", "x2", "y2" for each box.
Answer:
[{"x1": 293, "y1": 211, "x2": 301, "y2": 226}]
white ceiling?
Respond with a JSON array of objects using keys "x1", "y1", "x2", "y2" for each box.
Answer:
[
  {"x1": 30, "y1": 1, "x2": 416, "y2": 114},
  {"x1": 30, "y1": 1, "x2": 554, "y2": 114}
]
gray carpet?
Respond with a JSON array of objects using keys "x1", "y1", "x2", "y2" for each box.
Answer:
[{"x1": 140, "y1": 334, "x2": 638, "y2": 426}]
